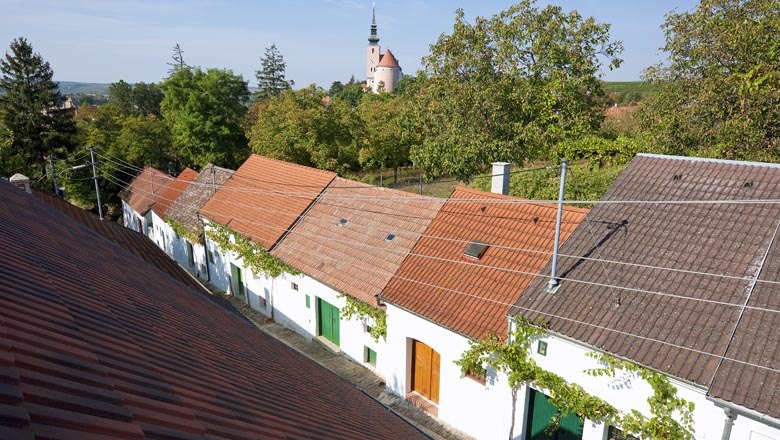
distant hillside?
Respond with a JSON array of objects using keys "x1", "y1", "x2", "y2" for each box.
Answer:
[
  {"x1": 57, "y1": 81, "x2": 110, "y2": 95},
  {"x1": 604, "y1": 81, "x2": 659, "y2": 94}
]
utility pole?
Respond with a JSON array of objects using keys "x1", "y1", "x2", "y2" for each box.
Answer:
[
  {"x1": 47, "y1": 156, "x2": 60, "y2": 197},
  {"x1": 89, "y1": 147, "x2": 103, "y2": 220},
  {"x1": 547, "y1": 158, "x2": 567, "y2": 293}
]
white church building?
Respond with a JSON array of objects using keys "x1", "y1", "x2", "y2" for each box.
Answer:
[{"x1": 366, "y1": 6, "x2": 402, "y2": 93}]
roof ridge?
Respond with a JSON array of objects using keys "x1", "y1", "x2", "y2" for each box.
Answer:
[
  {"x1": 453, "y1": 186, "x2": 589, "y2": 213},
  {"x1": 330, "y1": 176, "x2": 435, "y2": 199},
  {"x1": 249, "y1": 154, "x2": 338, "y2": 178},
  {"x1": 637, "y1": 153, "x2": 780, "y2": 169}
]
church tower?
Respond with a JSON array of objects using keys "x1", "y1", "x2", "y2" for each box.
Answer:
[{"x1": 366, "y1": 5, "x2": 380, "y2": 90}]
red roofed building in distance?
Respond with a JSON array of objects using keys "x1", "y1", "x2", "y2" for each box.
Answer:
[{"x1": 366, "y1": 5, "x2": 402, "y2": 93}]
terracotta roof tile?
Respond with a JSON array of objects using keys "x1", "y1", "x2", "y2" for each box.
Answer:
[
  {"x1": 167, "y1": 165, "x2": 235, "y2": 234},
  {"x1": 273, "y1": 177, "x2": 442, "y2": 305},
  {"x1": 150, "y1": 168, "x2": 198, "y2": 218},
  {"x1": 118, "y1": 167, "x2": 173, "y2": 215},
  {"x1": 0, "y1": 181, "x2": 429, "y2": 439},
  {"x1": 34, "y1": 190, "x2": 205, "y2": 292},
  {"x1": 381, "y1": 186, "x2": 588, "y2": 340},
  {"x1": 377, "y1": 49, "x2": 400, "y2": 68},
  {"x1": 512, "y1": 154, "x2": 780, "y2": 419},
  {"x1": 200, "y1": 155, "x2": 336, "y2": 249}
]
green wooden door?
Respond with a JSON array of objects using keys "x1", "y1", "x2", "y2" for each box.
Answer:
[
  {"x1": 317, "y1": 298, "x2": 340, "y2": 346},
  {"x1": 526, "y1": 389, "x2": 583, "y2": 440},
  {"x1": 230, "y1": 263, "x2": 245, "y2": 302}
]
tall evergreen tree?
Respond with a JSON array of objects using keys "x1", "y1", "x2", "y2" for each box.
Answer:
[
  {"x1": 0, "y1": 37, "x2": 75, "y2": 179},
  {"x1": 167, "y1": 43, "x2": 186, "y2": 75},
  {"x1": 255, "y1": 44, "x2": 292, "y2": 100}
]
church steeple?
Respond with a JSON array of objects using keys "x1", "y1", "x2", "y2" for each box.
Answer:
[{"x1": 368, "y1": 3, "x2": 379, "y2": 44}]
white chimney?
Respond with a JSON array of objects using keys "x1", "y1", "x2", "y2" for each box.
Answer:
[
  {"x1": 491, "y1": 162, "x2": 511, "y2": 195},
  {"x1": 10, "y1": 174, "x2": 31, "y2": 194}
]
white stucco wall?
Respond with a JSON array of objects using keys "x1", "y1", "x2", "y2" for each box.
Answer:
[
  {"x1": 374, "y1": 66, "x2": 401, "y2": 93},
  {"x1": 273, "y1": 272, "x2": 386, "y2": 373},
  {"x1": 122, "y1": 200, "x2": 147, "y2": 235},
  {"x1": 384, "y1": 303, "x2": 519, "y2": 440}
]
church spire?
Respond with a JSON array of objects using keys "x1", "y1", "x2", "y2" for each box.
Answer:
[{"x1": 368, "y1": 3, "x2": 379, "y2": 44}]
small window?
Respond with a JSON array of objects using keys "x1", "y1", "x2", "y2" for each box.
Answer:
[
  {"x1": 537, "y1": 340, "x2": 548, "y2": 356},
  {"x1": 291, "y1": 282, "x2": 299, "y2": 291},
  {"x1": 743, "y1": 181, "x2": 754, "y2": 188},
  {"x1": 305, "y1": 294, "x2": 311, "y2": 309},
  {"x1": 464, "y1": 240, "x2": 489, "y2": 259},
  {"x1": 385, "y1": 233, "x2": 396, "y2": 242},
  {"x1": 207, "y1": 248, "x2": 215, "y2": 264},
  {"x1": 365, "y1": 324, "x2": 373, "y2": 334},
  {"x1": 672, "y1": 174, "x2": 683, "y2": 181},
  {"x1": 607, "y1": 426, "x2": 638, "y2": 440},
  {"x1": 338, "y1": 218, "x2": 348, "y2": 226},
  {"x1": 364, "y1": 347, "x2": 377, "y2": 367}
]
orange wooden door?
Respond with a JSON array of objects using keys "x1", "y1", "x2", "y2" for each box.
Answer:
[{"x1": 412, "y1": 340, "x2": 440, "y2": 403}]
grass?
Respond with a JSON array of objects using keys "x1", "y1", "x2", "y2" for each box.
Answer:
[{"x1": 603, "y1": 81, "x2": 659, "y2": 95}]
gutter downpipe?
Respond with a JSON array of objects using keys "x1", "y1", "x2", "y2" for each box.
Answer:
[
  {"x1": 721, "y1": 407, "x2": 734, "y2": 440},
  {"x1": 547, "y1": 158, "x2": 568, "y2": 293}
]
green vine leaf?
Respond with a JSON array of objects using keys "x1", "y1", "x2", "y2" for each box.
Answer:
[
  {"x1": 337, "y1": 293, "x2": 386, "y2": 341},
  {"x1": 205, "y1": 222, "x2": 300, "y2": 277},
  {"x1": 165, "y1": 217, "x2": 204, "y2": 245}
]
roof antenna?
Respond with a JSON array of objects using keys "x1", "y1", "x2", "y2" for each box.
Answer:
[{"x1": 547, "y1": 158, "x2": 568, "y2": 293}]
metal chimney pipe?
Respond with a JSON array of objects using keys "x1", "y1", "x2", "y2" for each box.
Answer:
[
  {"x1": 547, "y1": 158, "x2": 567, "y2": 292},
  {"x1": 491, "y1": 162, "x2": 511, "y2": 195}
]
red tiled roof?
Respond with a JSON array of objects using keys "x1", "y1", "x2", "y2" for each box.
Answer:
[
  {"x1": 150, "y1": 167, "x2": 198, "y2": 218},
  {"x1": 200, "y1": 154, "x2": 336, "y2": 250},
  {"x1": 377, "y1": 49, "x2": 399, "y2": 68},
  {"x1": 0, "y1": 181, "x2": 429, "y2": 439},
  {"x1": 273, "y1": 177, "x2": 442, "y2": 305},
  {"x1": 118, "y1": 167, "x2": 173, "y2": 215},
  {"x1": 381, "y1": 187, "x2": 588, "y2": 340},
  {"x1": 35, "y1": 190, "x2": 205, "y2": 293},
  {"x1": 512, "y1": 154, "x2": 780, "y2": 419}
]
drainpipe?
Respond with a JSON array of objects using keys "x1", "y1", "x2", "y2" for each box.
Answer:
[
  {"x1": 547, "y1": 158, "x2": 567, "y2": 293},
  {"x1": 198, "y1": 212, "x2": 211, "y2": 283},
  {"x1": 721, "y1": 408, "x2": 734, "y2": 440}
]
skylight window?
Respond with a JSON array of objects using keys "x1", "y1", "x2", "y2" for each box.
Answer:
[
  {"x1": 386, "y1": 233, "x2": 396, "y2": 242},
  {"x1": 338, "y1": 218, "x2": 348, "y2": 226},
  {"x1": 464, "y1": 240, "x2": 489, "y2": 259}
]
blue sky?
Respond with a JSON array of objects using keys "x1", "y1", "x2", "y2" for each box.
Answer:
[{"x1": 0, "y1": 0, "x2": 698, "y2": 87}]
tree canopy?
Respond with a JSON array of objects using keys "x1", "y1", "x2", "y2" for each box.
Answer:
[
  {"x1": 0, "y1": 37, "x2": 76, "y2": 178},
  {"x1": 407, "y1": 1, "x2": 622, "y2": 179},
  {"x1": 639, "y1": 0, "x2": 780, "y2": 160},
  {"x1": 162, "y1": 67, "x2": 250, "y2": 168},
  {"x1": 255, "y1": 44, "x2": 293, "y2": 100}
]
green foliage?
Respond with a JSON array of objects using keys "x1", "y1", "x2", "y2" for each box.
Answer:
[
  {"x1": 108, "y1": 81, "x2": 164, "y2": 117},
  {"x1": 162, "y1": 67, "x2": 250, "y2": 168},
  {"x1": 553, "y1": 135, "x2": 650, "y2": 169},
  {"x1": 586, "y1": 353, "x2": 695, "y2": 439},
  {"x1": 166, "y1": 217, "x2": 203, "y2": 245},
  {"x1": 458, "y1": 318, "x2": 695, "y2": 439},
  {"x1": 408, "y1": 1, "x2": 622, "y2": 180},
  {"x1": 639, "y1": 0, "x2": 780, "y2": 160},
  {"x1": 337, "y1": 293, "x2": 387, "y2": 341},
  {"x1": 255, "y1": 44, "x2": 293, "y2": 101},
  {"x1": 333, "y1": 79, "x2": 365, "y2": 107},
  {"x1": 205, "y1": 222, "x2": 299, "y2": 278},
  {"x1": 0, "y1": 37, "x2": 76, "y2": 179},
  {"x1": 247, "y1": 85, "x2": 361, "y2": 173},
  {"x1": 357, "y1": 93, "x2": 415, "y2": 178}
]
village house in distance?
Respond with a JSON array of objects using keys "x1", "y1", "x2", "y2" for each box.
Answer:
[{"x1": 366, "y1": 5, "x2": 402, "y2": 93}]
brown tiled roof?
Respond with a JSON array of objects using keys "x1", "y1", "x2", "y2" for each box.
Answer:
[
  {"x1": 200, "y1": 154, "x2": 337, "y2": 250},
  {"x1": 381, "y1": 187, "x2": 588, "y2": 340},
  {"x1": 167, "y1": 164, "x2": 235, "y2": 234},
  {"x1": 377, "y1": 49, "x2": 400, "y2": 68},
  {"x1": 150, "y1": 167, "x2": 198, "y2": 218},
  {"x1": 273, "y1": 177, "x2": 442, "y2": 305},
  {"x1": 512, "y1": 154, "x2": 780, "y2": 418},
  {"x1": 0, "y1": 182, "x2": 429, "y2": 440},
  {"x1": 35, "y1": 190, "x2": 205, "y2": 293},
  {"x1": 118, "y1": 167, "x2": 173, "y2": 215}
]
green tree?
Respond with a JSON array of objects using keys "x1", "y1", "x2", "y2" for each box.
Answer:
[
  {"x1": 167, "y1": 43, "x2": 186, "y2": 74},
  {"x1": 162, "y1": 67, "x2": 250, "y2": 168},
  {"x1": 255, "y1": 44, "x2": 293, "y2": 100},
  {"x1": 0, "y1": 37, "x2": 76, "y2": 179},
  {"x1": 329, "y1": 80, "x2": 344, "y2": 95},
  {"x1": 409, "y1": 1, "x2": 622, "y2": 180},
  {"x1": 108, "y1": 80, "x2": 135, "y2": 115},
  {"x1": 248, "y1": 85, "x2": 362, "y2": 173},
  {"x1": 108, "y1": 81, "x2": 164, "y2": 116},
  {"x1": 639, "y1": 0, "x2": 780, "y2": 160},
  {"x1": 357, "y1": 93, "x2": 415, "y2": 181}
]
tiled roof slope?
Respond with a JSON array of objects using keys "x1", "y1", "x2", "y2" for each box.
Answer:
[
  {"x1": 200, "y1": 154, "x2": 337, "y2": 250},
  {"x1": 512, "y1": 154, "x2": 780, "y2": 419},
  {"x1": 35, "y1": 190, "x2": 205, "y2": 293},
  {"x1": 167, "y1": 164, "x2": 235, "y2": 234},
  {"x1": 378, "y1": 49, "x2": 400, "y2": 68},
  {"x1": 118, "y1": 167, "x2": 173, "y2": 215},
  {"x1": 150, "y1": 167, "x2": 198, "y2": 218},
  {"x1": 273, "y1": 177, "x2": 443, "y2": 305},
  {"x1": 381, "y1": 187, "x2": 588, "y2": 340},
  {"x1": 0, "y1": 182, "x2": 428, "y2": 440}
]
